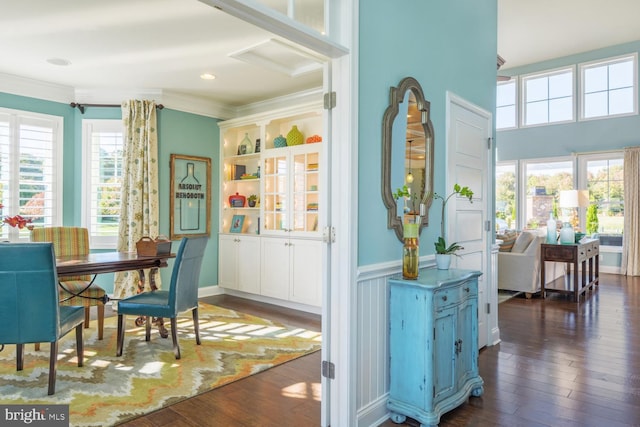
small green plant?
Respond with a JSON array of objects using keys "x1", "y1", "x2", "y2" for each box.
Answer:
[
  {"x1": 248, "y1": 194, "x2": 258, "y2": 203},
  {"x1": 433, "y1": 184, "x2": 474, "y2": 255},
  {"x1": 586, "y1": 203, "x2": 599, "y2": 235}
]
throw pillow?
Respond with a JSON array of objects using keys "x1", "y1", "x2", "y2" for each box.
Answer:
[
  {"x1": 497, "y1": 231, "x2": 517, "y2": 252},
  {"x1": 511, "y1": 231, "x2": 535, "y2": 253}
]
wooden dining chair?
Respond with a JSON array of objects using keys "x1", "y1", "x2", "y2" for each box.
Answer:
[
  {"x1": 0, "y1": 243, "x2": 85, "y2": 395},
  {"x1": 116, "y1": 236, "x2": 208, "y2": 359},
  {"x1": 31, "y1": 227, "x2": 107, "y2": 340}
]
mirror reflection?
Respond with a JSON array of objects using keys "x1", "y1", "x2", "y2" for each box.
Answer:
[{"x1": 382, "y1": 77, "x2": 434, "y2": 242}]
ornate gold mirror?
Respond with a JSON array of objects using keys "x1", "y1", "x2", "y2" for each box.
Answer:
[{"x1": 381, "y1": 77, "x2": 434, "y2": 242}]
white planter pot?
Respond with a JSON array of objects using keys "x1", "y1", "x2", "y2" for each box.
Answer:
[{"x1": 435, "y1": 254, "x2": 451, "y2": 270}]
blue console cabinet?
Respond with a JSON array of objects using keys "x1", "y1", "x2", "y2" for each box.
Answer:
[{"x1": 388, "y1": 269, "x2": 484, "y2": 427}]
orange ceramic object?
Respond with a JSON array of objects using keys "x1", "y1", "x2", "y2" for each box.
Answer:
[{"x1": 306, "y1": 135, "x2": 322, "y2": 143}]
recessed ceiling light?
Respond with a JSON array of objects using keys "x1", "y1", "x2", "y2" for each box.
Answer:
[
  {"x1": 200, "y1": 73, "x2": 216, "y2": 80},
  {"x1": 47, "y1": 57, "x2": 71, "y2": 66}
]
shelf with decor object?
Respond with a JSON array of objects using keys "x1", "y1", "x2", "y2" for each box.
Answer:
[{"x1": 217, "y1": 102, "x2": 324, "y2": 310}]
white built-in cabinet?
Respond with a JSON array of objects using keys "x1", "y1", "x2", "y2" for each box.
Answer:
[
  {"x1": 218, "y1": 103, "x2": 323, "y2": 310},
  {"x1": 218, "y1": 234, "x2": 261, "y2": 294}
]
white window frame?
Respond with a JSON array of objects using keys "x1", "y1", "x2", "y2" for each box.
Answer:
[
  {"x1": 520, "y1": 66, "x2": 575, "y2": 128},
  {"x1": 0, "y1": 108, "x2": 63, "y2": 241},
  {"x1": 578, "y1": 53, "x2": 638, "y2": 122},
  {"x1": 496, "y1": 78, "x2": 518, "y2": 131},
  {"x1": 81, "y1": 119, "x2": 124, "y2": 249}
]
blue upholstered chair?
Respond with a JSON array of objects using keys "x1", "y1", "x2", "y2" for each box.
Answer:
[
  {"x1": 116, "y1": 236, "x2": 208, "y2": 359},
  {"x1": 0, "y1": 243, "x2": 85, "y2": 395}
]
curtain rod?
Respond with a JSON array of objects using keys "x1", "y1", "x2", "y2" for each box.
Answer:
[{"x1": 70, "y1": 102, "x2": 164, "y2": 114}]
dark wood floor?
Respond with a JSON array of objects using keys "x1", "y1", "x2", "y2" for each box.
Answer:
[{"x1": 121, "y1": 274, "x2": 640, "y2": 427}]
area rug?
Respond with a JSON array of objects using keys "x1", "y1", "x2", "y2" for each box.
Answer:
[{"x1": 0, "y1": 303, "x2": 322, "y2": 426}]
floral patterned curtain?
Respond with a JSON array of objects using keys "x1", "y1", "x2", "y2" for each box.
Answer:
[
  {"x1": 113, "y1": 100, "x2": 160, "y2": 298},
  {"x1": 621, "y1": 146, "x2": 640, "y2": 276}
]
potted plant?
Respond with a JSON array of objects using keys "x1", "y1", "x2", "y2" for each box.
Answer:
[
  {"x1": 433, "y1": 184, "x2": 474, "y2": 269},
  {"x1": 392, "y1": 185, "x2": 419, "y2": 222},
  {"x1": 247, "y1": 194, "x2": 258, "y2": 208}
]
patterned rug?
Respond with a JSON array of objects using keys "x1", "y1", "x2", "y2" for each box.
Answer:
[{"x1": 0, "y1": 303, "x2": 322, "y2": 426}]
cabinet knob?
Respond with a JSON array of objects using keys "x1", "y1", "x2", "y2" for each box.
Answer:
[
  {"x1": 464, "y1": 287, "x2": 470, "y2": 293},
  {"x1": 442, "y1": 295, "x2": 447, "y2": 302}
]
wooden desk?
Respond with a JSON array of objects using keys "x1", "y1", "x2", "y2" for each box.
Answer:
[
  {"x1": 56, "y1": 251, "x2": 176, "y2": 336},
  {"x1": 541, "y1": 240, "x2": 599, "y2": 301}
]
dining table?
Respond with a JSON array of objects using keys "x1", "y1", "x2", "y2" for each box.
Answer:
[{"x1": 56, "y1": 251, "x2": 176, "y2": 338}]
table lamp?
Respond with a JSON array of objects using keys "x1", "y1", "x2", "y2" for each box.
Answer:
[{"x1": 559, "y1": 189, "x2": 589, "y2": 229}]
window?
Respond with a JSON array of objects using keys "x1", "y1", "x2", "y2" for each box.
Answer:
[
  {"x1": 522, "y1": 159, "x2": 574, "y2": 230},
  {"x1": 82, "y1": 120, "x2": 124, "y2": 249},
  {"x1": 580, "y1": 54, "x2": 637, "y2": 120},
  {"x1": 522, "y1": 67, "x2": 574, "y2": 126},
  {"x1": 578, "y1": 153, "x2": 624, "y2": 243},
  {"x1": 0, "y1": 108, "x2": 62, "y2": 241},
  {"x1": 496, "y1": 79, "x2": 517, "y2": 130},
  {"x1": 495, "y1": 162, "x2": 517, "y2": 231}
]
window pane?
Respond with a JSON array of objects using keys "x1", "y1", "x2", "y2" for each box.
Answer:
[
  {"x1": 584, "y1": 66, "x2": 607, "y2": 93},
  {"x1": 609, "y1": 61, "x2": 633, "y2": 89},
  {"x1": 526, "y1": 100, "x2": 548, "y2": 125},
  {"x1": 584, "y1": 92, "x2": 608, "y2": 118},
  {"x1": 549, "y1": 97, "x2": 573, "y2": 122},
  {"x1": 496, "y1": 105, "x2": 516, "y2": 129},
  {"x1": 495, "y1": 163, "x2": 516, "y2": 231},
  {"x1": 526, "y1": 77, "x2": 548, "y2": 102},
  {"x1": 524, "y1": 161, "x2": 573, "y2": 230},
  {"x1": 497, "y1": 81, "x2": 515, "y2": 106},
  {"x1": 549, "y1": 72, "x2": 572, "y2": 98},
  {"x1": 609, "y1": 87, "x2": 634, "y2": 115},
  {"x1": 0, "y1": 110, "x2": 61, "y2": 241},
  {"x1": 586, "y1": 157, "x2": 623, "y2": 237}
]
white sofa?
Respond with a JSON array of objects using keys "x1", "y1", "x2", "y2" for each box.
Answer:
[{"x1": 498, "y1": 233, "x2": 565, "y2": 297}]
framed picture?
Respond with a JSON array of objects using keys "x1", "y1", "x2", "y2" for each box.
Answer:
[
  {"x1": 170, "y1": 154, "x2": 211, "y2": 239},
  {"x1": 230, "y1": 215, "x2": 245, "y2": 233}
]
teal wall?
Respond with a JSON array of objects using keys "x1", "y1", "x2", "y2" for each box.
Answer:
[
  {"x1": 358, "y1": 0, "x2": 498, "y2": 266},
  {"x1": 496, "y1": 40, "x2": 640, "y2": 161},
  {"x1": 0, "y1": 93, "x2": 220, "y2": 293}
]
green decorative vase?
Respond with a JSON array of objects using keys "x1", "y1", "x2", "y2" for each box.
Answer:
[{"x1": 287, "y1": 125, "x2": 304, "y2": 146}]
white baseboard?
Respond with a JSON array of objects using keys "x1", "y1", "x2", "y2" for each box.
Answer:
[
  {"x1": 198, "y1": 285, "x2": 321, "y2": 315},
  {"x1": 357, "y1": 394, "x2": 390, "y2": 427}
]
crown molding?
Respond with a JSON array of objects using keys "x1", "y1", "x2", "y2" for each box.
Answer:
[{"x1": 0, "y1": 72, "x2": 75, "y2": 104}]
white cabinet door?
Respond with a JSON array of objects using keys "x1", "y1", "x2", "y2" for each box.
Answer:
[
  {"x1": 218, "y1": 234, "x2": 239, "y2": 290},
  {"x1": 237, "y1": 235, "x2": 261, "y2": 294},
  {"x1": 290, "y1": 238, "x2": 322, "y2": 306},
  {"x1": 260, "y1": 237, "x2": 290, "y2": 300}
]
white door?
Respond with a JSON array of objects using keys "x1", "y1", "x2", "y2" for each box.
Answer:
[
  {"x1": 446, "y1": 93, "x2": 492, "y2": 349},
  {"x1": 237, "y1": 235, "x2": 261, "y2": 294},
  {"x1": 218, "y1": 235, "x2": 238, "y2": 290}
]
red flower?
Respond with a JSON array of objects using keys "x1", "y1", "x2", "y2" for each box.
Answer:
[{"x1": 3, "y1": 215, "x2": 33, "y2": 229}]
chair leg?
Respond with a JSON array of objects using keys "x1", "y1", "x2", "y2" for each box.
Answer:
[
  {"x1": 84, "y1": 307, "x2": 90, "y2": 329},
  {"x1": 192, "y1": 307, "x2": 201, "y2": 345},
  {"x1": 17, "y1": 344, "x2": 24, "y2": 371},
  {"x1": 75, "y1": 324, "x2": 84, "y2": 368},
  {"x1": 171, "y1": 317, "x2": 181, "y2": 360},
  {"x1": 116, "y1": 314, "x2": 125, "y2": 357},
  {"x1": 48, "y1": 341, "x2": 58, "y2": 395},
  {"x1": 145, "y1": 316, "x2": 151, "y2": 341},
  {"x1": 97, "y1": 305, "x2": 105, "y2": 340}
]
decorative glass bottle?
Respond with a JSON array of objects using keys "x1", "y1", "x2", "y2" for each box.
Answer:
[
  {"x1": 402, "y1": 223, "x2": 419, "y2": 280},
  {"x1": 559, "y1": 222, "x2": 575, "y2": 245},
  {"x1": 239, "y1": 132, "x2": 253, "y2": 154},
  {"x1": 546, "y1": 213, "x2": 557, "y2": 244}
]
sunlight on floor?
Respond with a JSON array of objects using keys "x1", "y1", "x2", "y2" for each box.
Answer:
[{"x1": 281, "y1": 381, "x2": 322, "y2": 401}]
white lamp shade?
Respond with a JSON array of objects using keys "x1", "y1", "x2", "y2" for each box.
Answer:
[{"x1": 559, "y1": 190, "x2": 579, "y2": 208}]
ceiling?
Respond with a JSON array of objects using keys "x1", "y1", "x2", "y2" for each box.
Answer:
[{"x1": 2, "y1": 1, "x2": 640, "y2": 111}]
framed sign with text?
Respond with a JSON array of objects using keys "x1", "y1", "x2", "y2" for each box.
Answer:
[{"x1": 169, "y1": 154, "x2": 211, "y2": 239}]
